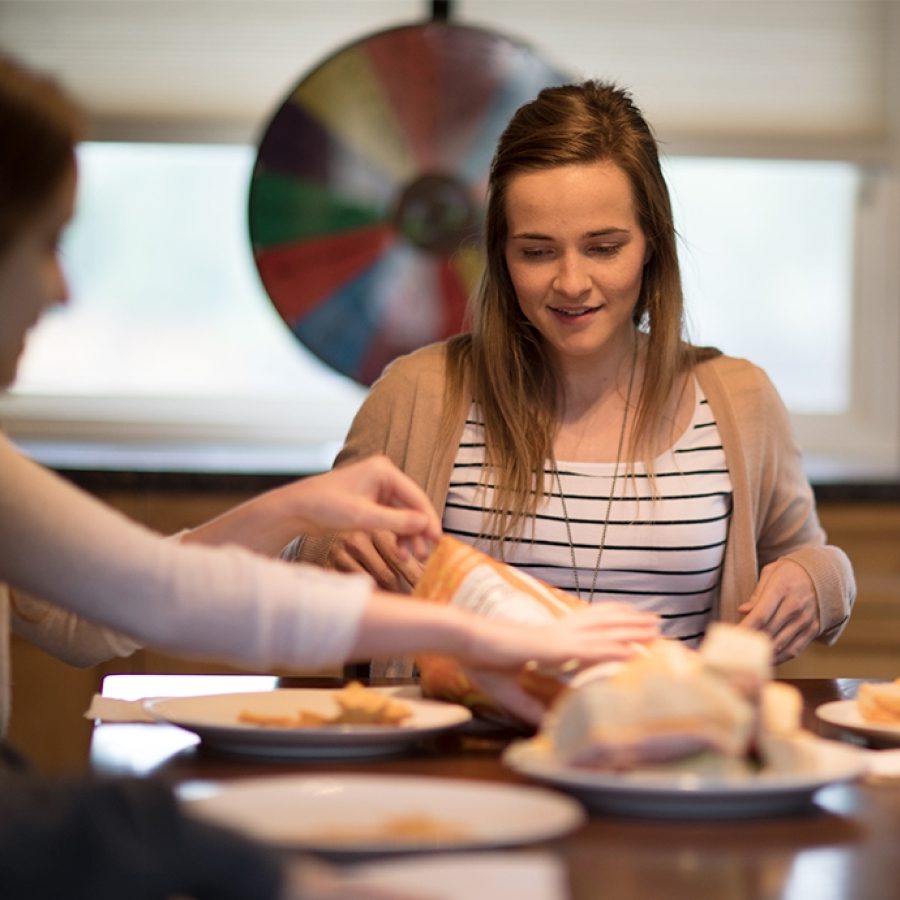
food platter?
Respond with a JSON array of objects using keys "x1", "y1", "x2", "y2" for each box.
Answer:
[
  {"x1": 503, "y1": 735, "x2": 865, "y2": 819},
  {"x1": 144, "y1": 686, "x2": 470, "y2": 758},
  {"x1": 179, "y1": 773, "x2": 586, "y2": 855},
  {"x1": 815, "y1": 699, "x2": 900, "y2": 746}
]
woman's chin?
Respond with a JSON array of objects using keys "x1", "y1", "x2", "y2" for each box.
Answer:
[{"x1": 0, "y1": 354, "x2": 20, "y2": 390}]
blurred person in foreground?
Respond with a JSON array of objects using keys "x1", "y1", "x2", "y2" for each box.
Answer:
[{"x1": 0, "y1": 56, "x2": 659, "y2": 900}]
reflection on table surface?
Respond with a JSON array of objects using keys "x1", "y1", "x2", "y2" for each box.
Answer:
[{"x1": 90, "y1": 676, "x2": 900, "y2": 900}]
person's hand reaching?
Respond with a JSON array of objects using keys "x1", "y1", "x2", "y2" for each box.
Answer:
[
  {"x1": 458, "y1": 603, "x2": 661, "y2": 725},
  {"x1": 182, "y1": 455, "x2": 440, "y2": 560},
  {"x1": 296, "y1": 457, "x2": 440, "y2": 564}
]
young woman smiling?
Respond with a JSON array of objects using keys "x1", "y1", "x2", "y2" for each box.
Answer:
[{"x1": 296, "y1": 80, "x2": 856, "y2": 673}]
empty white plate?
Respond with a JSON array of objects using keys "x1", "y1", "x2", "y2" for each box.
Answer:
[{"x1": 179, "y1": 773, "x2": 586, "y2": 854}]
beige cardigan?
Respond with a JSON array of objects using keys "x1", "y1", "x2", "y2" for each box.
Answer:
[{"x1": 299, "y1": 342, "x2": 855, "y2": 645}]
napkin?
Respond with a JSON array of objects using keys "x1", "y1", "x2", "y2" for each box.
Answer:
[
  {"x1": 337, "y1": 851, "x2": 568, "y2": 900},
  {"x1": 84, "y1": 694, "x2": 157, "y2": 723}
]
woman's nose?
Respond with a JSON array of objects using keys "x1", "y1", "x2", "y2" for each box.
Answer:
[
  {"x1": 551, "y1": 254, "x2": 591, "y2": 298},
  {"x1": 51, "y1": 259, "x2": 70, "y2": 308}
]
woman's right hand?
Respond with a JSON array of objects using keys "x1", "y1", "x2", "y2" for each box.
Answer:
[{"x1": 329, "y1": 529, "x2": 425, "y2": 594}]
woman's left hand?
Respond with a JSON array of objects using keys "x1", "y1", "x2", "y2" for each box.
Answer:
[{"x1": 737, "y1": 559, "x2": 821, "y2": 664}]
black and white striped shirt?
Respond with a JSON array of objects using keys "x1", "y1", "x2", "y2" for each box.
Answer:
[{"x1": 442, "y1": 379, "x2": 733, "y2": 647}]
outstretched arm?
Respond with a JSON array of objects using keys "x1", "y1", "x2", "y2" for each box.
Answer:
[
  {"x1": 182, "y1": 456, "x2": 441, "y2": 560},
  {"x1": 349, "y1": 596, "x2": 660, "y2": 724}
]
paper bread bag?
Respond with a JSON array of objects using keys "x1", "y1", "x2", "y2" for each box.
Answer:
[{"x1": 413, "y1": 536, "x2": 585, "y2": 721}]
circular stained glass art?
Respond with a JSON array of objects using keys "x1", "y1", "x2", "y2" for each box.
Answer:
[{"x1": 248, "y1": 22, "x2": 568, "y2": 385}]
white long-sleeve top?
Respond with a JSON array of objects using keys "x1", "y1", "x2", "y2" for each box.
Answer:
[{"x1": 0, "y1": 434, "x2": 371, "y2": 734}]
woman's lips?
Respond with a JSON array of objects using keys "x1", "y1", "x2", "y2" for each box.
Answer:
[{"x1": 548, "y1": 305, "x2": 600, "y2": 322}]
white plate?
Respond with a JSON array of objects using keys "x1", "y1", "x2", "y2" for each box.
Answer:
[
  {"x1": 816, "y1": 699, "x2": 900, "y2": 745},
  {"x1": 144, "y1": 687, "x2": 471, "y2": 758},
  {"x1": 503, "y1": 735, "x2": 864, "y2": 819},
  {"x1": 179, "y1": 773, "x2": 586, "y2": 855},
  {"x1": 340, "y1": 851, "x2": 568, "y2": 900}
]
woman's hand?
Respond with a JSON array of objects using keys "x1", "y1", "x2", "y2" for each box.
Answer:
[
  {"x1": 184, "y1": 455, "x2": 440, "y2": 560},
  {"x1": 460, "y1": 603, "x2": 661, "y2": 670},
  {"x1": 737, "y1": 559, "x2": 821, "y2": 664},
  {"x1": 459, "y1": 604, "x2": 660, "y2": 724},
  {"x1": 353, "y1": 596, "x2": 659, "y2": 725},
  {"x1": 295, "y1": 457, "x2": 440, "y2": 559},
  {"x1": 329, "y1": 529, "x2": 425, "y2": 593}
]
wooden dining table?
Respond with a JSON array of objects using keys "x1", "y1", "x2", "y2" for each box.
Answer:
[{"x1": 89, "y1": 676, "x2": 900, "y2": 900}]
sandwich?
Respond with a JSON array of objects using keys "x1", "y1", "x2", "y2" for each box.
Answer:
[{"x1": 541, "y1": 623, "x2": 803, "y2": 774}]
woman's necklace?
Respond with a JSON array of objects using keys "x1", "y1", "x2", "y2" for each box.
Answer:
[{"x1": 552, "y1": 340, "x2": 638, "y2": 603}]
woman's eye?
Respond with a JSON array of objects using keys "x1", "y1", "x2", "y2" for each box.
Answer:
[
  {"x1": 520, "y1": 247, "x2": 552, "y2": 259},
  {"x1": 588, "y1": 244, "x2": 621, "y2": 257}
]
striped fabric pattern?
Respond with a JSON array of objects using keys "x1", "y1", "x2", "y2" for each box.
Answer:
[{"x1": 442, "y1": 379, "x2": 733, "y2": 647}]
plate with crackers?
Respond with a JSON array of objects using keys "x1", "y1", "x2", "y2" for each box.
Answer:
[
  {"x1": 144, "y1": 683, "x2": 471, "y2": 758},
  {"x1": 816, "y1": 679, "x2": 900, "y2": 745}
]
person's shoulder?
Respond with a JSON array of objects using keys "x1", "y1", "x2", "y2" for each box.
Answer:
[
  {"x1": 694, "y1": 351, "x2": 772, "y2": 391},
  {"x1": 693, "y1": 350, "x2": 785, "y2": 425},
  {"x1": 390, "y1": 341, "x2": 449, "y2": 368},
  {"x1": 382, "y1": 341, "x2": 448, "y2": 374},
  {"x1": 371, "y1": 341, "x2": 452, "y2": 391}
]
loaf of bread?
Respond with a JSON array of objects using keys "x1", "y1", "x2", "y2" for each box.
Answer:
[{"x1": 413, "y1": 535, "x2": 585, "y2": 719}]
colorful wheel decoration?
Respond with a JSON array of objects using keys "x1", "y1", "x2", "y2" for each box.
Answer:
[{"x1": 248, "y1": 22, "x2": 569, "y2": 385}]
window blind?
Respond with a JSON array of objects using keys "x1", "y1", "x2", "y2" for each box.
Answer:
[{"x1": 0, "y1": 0, "x2": 895, "y2": 155}]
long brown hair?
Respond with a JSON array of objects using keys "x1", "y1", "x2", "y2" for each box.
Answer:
[
  {"x1": 0, "y1": 55, "x2": 83, "y2": 256},
  {"x1": 445, "y1": 80, "x2": 716, "y2": 542},
  {"x1": 1, "y1": 56, "x2": 82, "y2": 624}
]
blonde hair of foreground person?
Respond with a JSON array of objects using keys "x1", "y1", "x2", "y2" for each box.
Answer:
[{"x1": 0, "y1": 55, "x2": 661, "y2": 734}]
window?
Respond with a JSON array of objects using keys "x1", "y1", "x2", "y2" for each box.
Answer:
[
  {"x1": 2, "y1": 142, "x2": 897, "y2": 476},
  {"x1": 667, "y1": 157, "x2": 857, "y2": 415},
  {"x1": 3, "y1": 142, "x2": 367, "y2": 471}
]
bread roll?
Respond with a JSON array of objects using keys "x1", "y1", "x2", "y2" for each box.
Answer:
[
  {"x1": 858, "y1": 679, "x2": 900, "y2": 724},
  {"x1": 546, "y1": 639, "x2": 755, "y2": 768},
  {"x1": 699, "y1": 622, "x2": 773, "y2": 699}
]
